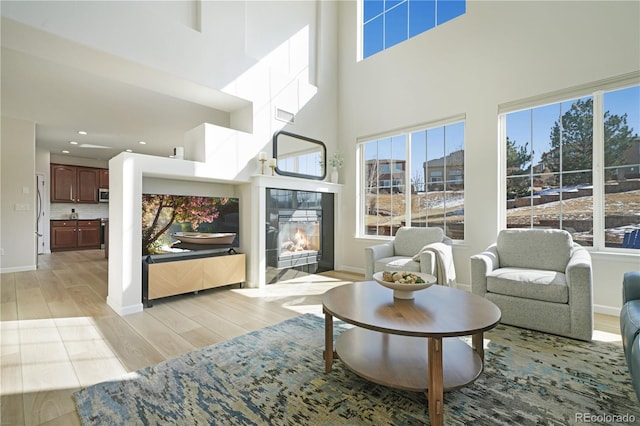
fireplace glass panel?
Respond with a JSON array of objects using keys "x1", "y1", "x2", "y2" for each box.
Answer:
[{"x1": 266, "y1": 188, "x2": 334, "y2": 283}]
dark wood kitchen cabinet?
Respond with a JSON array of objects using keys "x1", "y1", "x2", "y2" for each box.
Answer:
[
  {"x1": 51, "y1": 164, "x2": 104, "y2": 203},
  {"x1": 50, "y1": 220, "x2": 77, "y2": 251},
  {"x1": 51, "y1": 164, "x2": 76, "y2": 203},
  {"x1": 76, "y1": 168, "x2": 99, "y2": 203},
  {"x1": 99, "y1": 169, "x2": 109, "y2": 189},
  {"x1": 51, "y1": 220, "x2": 101, "y2": 251},
  {"x1": 77, "y1": 220, "x2": 101, "y2": 248}
]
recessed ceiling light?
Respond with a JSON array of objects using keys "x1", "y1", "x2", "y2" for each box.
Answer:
[
  {"x1": 62, "y1": 150, "x2": 70, "y2": 154},
  {"x1": 125, "y1": 149, "x2": 133, "y2": 153},
  {"x1": 77, "y1": 130, "x2": 87, "y2": 135},
  {"x1": 138, "y1": 141, "x2": 146, "y2": 145},
  {"x1": 69, "y1": 141, "x2": 78, "y2": 145}
]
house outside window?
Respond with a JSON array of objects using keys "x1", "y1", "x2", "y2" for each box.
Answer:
[
  {"x1": 502, "y1": 83, "x2": 640, "y2": 250},
  {"x1": 361, "y1": 0, "x2": 466, "y2": 59},
  {"x1": 360, "y1": 119, "x2": 465, "y2": 240}
]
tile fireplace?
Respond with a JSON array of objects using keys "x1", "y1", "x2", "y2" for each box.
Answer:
[{"x1": 265, "y1": 188, "x2": 334, "y2": 283}]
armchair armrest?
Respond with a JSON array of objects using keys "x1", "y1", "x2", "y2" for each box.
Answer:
[
  {"x1": 566, "y1": 245, "x2": 593, "y2": 341},
  {"x1": 419, "y1": 251, "x2": 437, "y2": 276},
  {"x1": 565, "y1": 246, "x2": 592, "y2": 285},
  {"x1": 469, "y1": 244, "x2": 499, "y2": 296},
  {"x1": 364, "y1": 241, "x2": 394, "y2": 279},
  {"x1": 623, "y1": 271, "x2": 640, "y2": 304}
]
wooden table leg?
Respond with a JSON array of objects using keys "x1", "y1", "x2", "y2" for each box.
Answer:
[
  {"x1": 427, "y1": 337, "x2": 444, "y2": 426},
  {"x1": 472, "y1": 332, "x2": 484, "y2": 361},
  {"x1": 324, "y1": 308, "x2": 334, "y2": 373}
]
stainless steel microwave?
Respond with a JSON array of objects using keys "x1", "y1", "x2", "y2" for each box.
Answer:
[{"x1": 99, "y1": 188, "x2": 109, "y2": 202}]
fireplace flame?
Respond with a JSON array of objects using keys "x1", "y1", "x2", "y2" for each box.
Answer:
[{"x1": 282, "y1": 227, "x2": 311, "y2": 252}]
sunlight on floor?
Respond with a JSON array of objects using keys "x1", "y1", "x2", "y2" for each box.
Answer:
[
  {"x1": 0, "y1": 317, "x2": 129, "y2": 395},
  {"x1": 230, "y1": 273, "x2": 356, "y2": 314},
  {"x1": 592, "y1": 329, "x2": 623, "y2": 343},
  {"x1": 231, "y1": 275, "x2": 351, "y2": 299}
]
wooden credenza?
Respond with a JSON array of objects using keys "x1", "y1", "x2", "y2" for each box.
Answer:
[{"x1": 143, "y1": 251, "x2": 245, "y2": 307}]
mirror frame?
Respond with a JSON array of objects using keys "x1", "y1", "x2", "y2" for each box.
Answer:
[{"x1": 272, "y1": 130, "x2": 326, "y2": 180}]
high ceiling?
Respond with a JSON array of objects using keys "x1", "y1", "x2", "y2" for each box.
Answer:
[{"x1": 1, "y1": 18, "x2": 248, "y2": 162}]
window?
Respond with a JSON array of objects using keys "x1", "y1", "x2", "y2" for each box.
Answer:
[
  {"x1": 503, "y1": 84, "x2": 640, "y2": 250},
  {"x1": 360, "y1": 119, "x2": 465, "y2": 239},
  {"x1": 362, "y1": 0, "x2": 465, "y2": 59}
]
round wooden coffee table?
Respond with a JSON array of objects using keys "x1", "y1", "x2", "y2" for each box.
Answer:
[{"x1": 322, "y1": 281, "x2": 501, "y2": 426}]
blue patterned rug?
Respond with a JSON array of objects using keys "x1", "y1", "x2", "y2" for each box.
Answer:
[{"x1": 74, "y1": 313, "x2": 639, "y2": 425}]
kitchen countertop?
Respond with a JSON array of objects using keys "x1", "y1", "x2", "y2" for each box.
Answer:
[{"x1": 51, "y1": 218, "x2": 109, "y2": 221}]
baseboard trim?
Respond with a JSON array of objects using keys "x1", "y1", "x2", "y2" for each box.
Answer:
[
  {"x1": 594, "y1": 304, "x2": 621, "y2": 317},
  {"x1": 106, "y1": 297, "x2": 143, "y2": 316},
  {"x1": 1, "y1": 265, "x2": 37, "y2": 273},
  {"x1": 455, "y1": 282, "x2": 471, "y2": 292},
  {"x1": 336, "y1": 265, "x2": 364, "y2": 275}
]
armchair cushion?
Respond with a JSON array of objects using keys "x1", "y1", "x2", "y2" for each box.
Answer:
[
  {"x1": 497, "y1": 228, "x2": 573, "y2": 273},
  {"x1": 393, "y1": 227, "x2": 444, "y2": 257},
  {"x1": 374, "y1": 256, "x2": 420, "y2": 274},
  {"x1": 486, "y1": 267, "x2": 568, "y2": 303}
]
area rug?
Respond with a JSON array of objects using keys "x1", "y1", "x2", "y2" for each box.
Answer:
[{"x1": 74, "y1": 314, "x2": 639, "y2": 425}]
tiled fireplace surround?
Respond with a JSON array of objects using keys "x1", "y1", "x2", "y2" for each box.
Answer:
[
  {"x1": 265, "y1": 187, "x2": 335, "y2": 283},
  {"x1": 247, "y1": 174, "x2": 343, "y2": 290}
]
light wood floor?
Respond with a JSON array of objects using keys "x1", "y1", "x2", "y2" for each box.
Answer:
[{"x1": 0, "y1": 250, "x2": 621, "y2": 425}]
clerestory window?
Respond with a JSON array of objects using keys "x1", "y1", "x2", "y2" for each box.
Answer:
[{"x1": 362, "y1": 0, "x2": 466, "y2": 59}]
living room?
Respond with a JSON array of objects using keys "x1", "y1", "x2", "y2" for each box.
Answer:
[{"x1": 1, "y1": 0, "x2": 639, "y2": 424}]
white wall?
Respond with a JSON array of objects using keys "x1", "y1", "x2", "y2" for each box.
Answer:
[
  {"x1": 1, "y1": 116, "x2": 36, "y2": 272},
  {"x1": 3, "y1": 0, "x2": 339, "y2": 156},
  {"x1": 336, "y1": 1, "x2": 640, "y2": 313},
  {"x1": 1, "y1": 1, "x2": 339, "y2": 289}
]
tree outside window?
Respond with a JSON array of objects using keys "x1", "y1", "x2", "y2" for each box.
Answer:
[{"x1": 504, "y1": 85, "x2": 639, "y2": 249}]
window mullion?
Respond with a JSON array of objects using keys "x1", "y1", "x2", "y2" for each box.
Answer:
[
  {"x1": 406, "y1": 133, "x2": 412, "y2": 227},
  {"x1": 530, "y1": 109, "x2": 534, "y2": 227},
  {"x1": 592, "y1": 91, "x2": 605, "y2": 250},
  {"x1": 498, "y1": 114, "x2": 507, "y2": 230},
  {"x1": 558, "y1": 103, "x2": 563, "y2": 231}
]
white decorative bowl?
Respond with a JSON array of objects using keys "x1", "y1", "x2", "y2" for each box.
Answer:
[
  {"x1": 372, "y1": 271, "x2": 436, "y2": 299},
  {"x1": 171, "y1": 232, "x2": 236, "y2": 245}
]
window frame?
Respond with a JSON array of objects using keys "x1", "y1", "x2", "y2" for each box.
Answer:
[
  {"x1": 358, "y1": 0, "x2": 466, "y2": 61},
  {"x1": 498, "y1": 74, "x2": 640, "y2": 252},
  {"x1": 357, "y1": 114, "x2": 466, "y2": 240}
]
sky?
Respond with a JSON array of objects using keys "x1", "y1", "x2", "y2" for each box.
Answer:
[
  {"x1": 363, "y1": 0, "x2": 466, "y2": 59},
  {"x1": 362, "y1": 85, "x2": 638, "y2": 187},
  {"x1": 506, "y1": 86, "x2": 640, "y2": 165}
]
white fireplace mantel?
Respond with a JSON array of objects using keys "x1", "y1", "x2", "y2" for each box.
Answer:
[{"x1": 241, "y1": 174, "x2": 343, "y2": 289}]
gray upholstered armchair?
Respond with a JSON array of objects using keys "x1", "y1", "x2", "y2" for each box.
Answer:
[
  {"x1": 364, "y1": 226, "x2": 453, "y2": 281},
  {"x1": 470, "y1": 228, "x2": 593, "y2": 341}
]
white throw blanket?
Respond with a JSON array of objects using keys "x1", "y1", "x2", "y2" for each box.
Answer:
[{"x1": 412, "y1": 242, "x2": 457, "y2": 286}]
